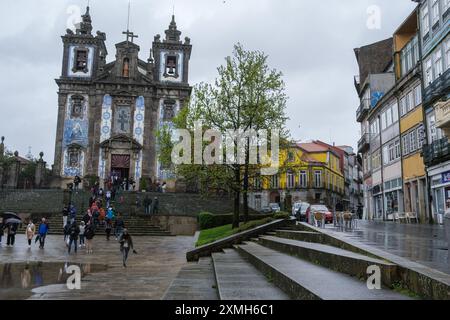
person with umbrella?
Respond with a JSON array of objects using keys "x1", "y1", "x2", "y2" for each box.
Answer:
[
  {"x1": 6, "y1": 223, "x2": 18, "y2": 247},
  {"x1": 1, "y1": 213, "x2": 22, "y2": 247}
]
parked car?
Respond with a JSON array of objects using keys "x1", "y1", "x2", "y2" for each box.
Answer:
[
  {"x1": 296, "y1": 202, "x2": 311, "y2": 222},
  {"x1": 261, "y1": 206, "x2": 273, "y2": 214},
  {"x1": 291, "y1": 202, "x2": 302, "y2": 217},
  {"x1": 269, "y1": 203, "x2": 281, "y2": 213},
  {"x1": 310, "y1": 204, "x2": 333, "y2": 224}
]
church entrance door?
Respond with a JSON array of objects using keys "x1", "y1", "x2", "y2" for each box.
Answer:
[{"x1": 111, "y1": 154, "x2": 131, "y2": 181}]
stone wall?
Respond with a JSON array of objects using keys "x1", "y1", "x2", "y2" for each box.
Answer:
[
  {"x1": 0, "y1": 190, "x2": 247, "y2": 217},
  {"x1": 150, "y1": 215, "x2": 198, "y2": 236},
  {"x1": 0, "y1": 189, "x2": 65, "y2": 215}
]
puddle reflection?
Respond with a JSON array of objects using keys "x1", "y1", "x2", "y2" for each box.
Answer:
[{"x1": 0, "y1": 262, "x2": 107, "y2": 299}]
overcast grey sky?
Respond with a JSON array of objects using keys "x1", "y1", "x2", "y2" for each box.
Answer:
[{"x1": 0, "y1": 0, "x2": 417, "y2": 165}]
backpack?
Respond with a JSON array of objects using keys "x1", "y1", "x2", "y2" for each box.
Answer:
[
  {"x1": 70, "y1": 226, "x2": 78, "y2": 238},
  {"x1": 85, "y1": 226, "x2": 95, "y2": 239}
]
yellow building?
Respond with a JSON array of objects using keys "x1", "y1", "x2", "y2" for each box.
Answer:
[
  {"x1": 249, "y1": 141, "x2": 344, "y2": 211},
  {"x1": 393, "y1": 9, "x2": 428, "y2": 222}
]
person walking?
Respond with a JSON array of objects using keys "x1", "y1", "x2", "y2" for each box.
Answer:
[
  {"x1": 74, "y1": 175, "x2": 81, "y2": 191},
  {"x1": 0, "y1": 217, "x2": 4, "y2": 246},
  {"x1": 67, "y1": 221, "x2": 80, "y2": 254},
  {"x1": 111, "y1": 188, "x2": 116, "y2": 201},
  {"x1": 105, "y1": 219, "x2": 112, "y2": 241},
  {"x1": 38, "y1": 218, "x2": 49, "y2": 249},
  {"x1": 93, "y1": 209, "x2": 100, "y2": 231},
  {"x1": 63, "y1": 220, "x2": 71, "y2": 242},
  {"x1": 79, "y1": 221, "x2": 86, "y2": 248},
  {"x1": 82, "y1": 209, "x2": 92, "y2": 225},
  {"x1": 151, "y1": 197, "x2": 159, "y2": 215},
  {"x1": 99, "y1": 207, "x2": 106, "y2": 226},
  {"x1": 62, "y1": 205, "x2": 69, "y2": 228},
  {"x1": 25, "y1": 220, "x2": 36, "y2": 247},
  {"x1": 114, "y1": 215, "x2": 125, "y2": 240},
  {"x1": 143, "y1": 195, "x2": 152, "y2": 215},
  {"x1": 84, "y1": 222, "x2": 95, "y2": 254},
  {"x1": 105, "y1": 190, "x2": 112, "y2": 208},
  {"x1": 119, "y1": 229, "x2": 137, "y2": 267},
  {"x1": 69, "y1": 204, "x2": 77, "y2": 221},
  {"x1": 6, "y1": 223, "x2": 18, "y2": 247},
  {"x1": 106, "y1": 207, "x2": 115, "y2": 221}
]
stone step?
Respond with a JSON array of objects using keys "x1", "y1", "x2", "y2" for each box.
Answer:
[
  {"x1": 18, "y1": 223, "x2": 172, "y2": 236},
  {"x1": 163, "y1": 257, "x2": 219, "y2": 300},
  {"x1": 212, "y1": 249, "x2": 290, "y2": 300},
  {"x1": 275, "y1": 230, "x2": 325, "y2": 243},
  {"x1": 235, "y1": 241, "x2": 411, "y2": 300},
  {"x1": 274, "y1": 228, "x2": 384, "y2": 258},
  {"x1": 257, "y1": 235, "x2": 398, "y2": 287}
]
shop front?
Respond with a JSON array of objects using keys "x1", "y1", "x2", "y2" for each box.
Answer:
[
  {"x1": 372, "y1": 184, "x2": 383, "y2": 220},
  {"x1": 429, "y1": 163, "x2": 450, "y2": 225},
  {"x1": 383, "y1": 177, "x2": 403, "y2": 218}
]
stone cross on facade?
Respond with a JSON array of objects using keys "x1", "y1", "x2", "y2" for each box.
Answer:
[{"x1": 122, "y1": 30, "x2": 138, "y2": 44}]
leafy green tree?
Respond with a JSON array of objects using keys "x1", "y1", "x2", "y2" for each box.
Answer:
[{"x1": 158, "y1": 43, "x2": 289, "y2": 228}]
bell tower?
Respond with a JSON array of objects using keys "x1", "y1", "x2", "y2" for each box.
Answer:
[
  {"x1": 153, "y1": 15, "x2": 192, "y2": 84},
  {"x1": 60, "y1": 7, "x2": 107, "y2": 80},
  {"x1": 53, "y1": 6, "x2": 107, "y2": 183}
]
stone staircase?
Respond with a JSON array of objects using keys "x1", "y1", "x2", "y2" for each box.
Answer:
[
  {"x1": 164, "y1": 224, "x2": 414, "y2": 300},
  {"x1": 18, "y1": 215, "x2": 173, "y2": 237}
]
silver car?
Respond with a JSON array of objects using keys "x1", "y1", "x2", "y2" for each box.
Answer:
[{"x1": 269, "y1": 203, "x2": 281, "y2": 213}]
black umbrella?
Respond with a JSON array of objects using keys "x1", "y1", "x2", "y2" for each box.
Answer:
[
  {"x1": 2, "y1": 212, "x2": 21, "y2": 221},
  {"x1": 5, "y1": 218, "x2": 22, "y2": 225}
]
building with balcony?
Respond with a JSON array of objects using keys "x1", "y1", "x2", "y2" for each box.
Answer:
[
  {"x1": 336, "y1": 145, "x2": 364, "y2": 214},
  {"x1": 367, "y1": 85, "x2": 404, "y2": 221},
  {"x1": 394, "y1": 7, "x2": 430, "y2": 223},
  {"x1": 418, "y1": 0, "x2": 450, "y2": 224},
  {"x1": 354, "y1": 38, "x2": 396, "y2": 220}
]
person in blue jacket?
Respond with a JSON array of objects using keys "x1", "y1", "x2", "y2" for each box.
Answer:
[{"x1": 38, "y1": 218, "x2": 49, "y2": 249}]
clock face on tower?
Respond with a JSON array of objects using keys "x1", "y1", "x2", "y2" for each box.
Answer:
[{"x1": 67, "y1": 45, "x2": 95, "y2": 78}]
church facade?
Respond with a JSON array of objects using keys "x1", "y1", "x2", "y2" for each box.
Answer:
[{"x1": 52, "y1": 7, "x2": 192, "y2": 190}]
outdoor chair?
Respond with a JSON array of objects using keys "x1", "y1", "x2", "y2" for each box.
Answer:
[
  {"x1": 335, "y1": 212, "x2": 344, "y2": 229},
  {"x1": 406, "y1": 212, "x2": 419, "y2": 223},
  {"x1": 393, "y1": 212, "x2": 400, "y2": 222},
  {"x1": 351, "y1": 212, "x2": 358, "y2": 229},
  {"x1": 396, "y1": 212, "x2": 408, "y2": 223},
  {"x1": 343, "y1": 212, "x2": 353, "y2": 230},
  {"x1": 313, "y1": 211, "x2": 325, "y2": 228}
]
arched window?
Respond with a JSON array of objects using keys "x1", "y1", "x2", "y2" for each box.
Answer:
[{"x1": 123, "y1": 58, "x2": 130, "y2": 77}]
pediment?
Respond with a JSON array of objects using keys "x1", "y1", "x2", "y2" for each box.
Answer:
[{"x1": 100, "y1": 134, "x2": 143, "y2": 150}]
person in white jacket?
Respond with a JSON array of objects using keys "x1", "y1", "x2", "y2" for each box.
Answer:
[{"x1": 25, "y1": 220, "x2": 35, "y2": 247}]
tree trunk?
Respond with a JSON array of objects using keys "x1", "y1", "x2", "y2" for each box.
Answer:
[
  {"x1": 243, "y1": 137, "x2": 250, "y2": 222},
  {"x1": 233, "y1": 166, "x2": 241, "y2": 229},
  {"x1": 233, "y1": 190, "x2": 240, "y2": 229}
]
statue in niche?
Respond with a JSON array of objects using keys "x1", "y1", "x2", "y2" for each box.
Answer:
[
  {"x1": 70, "y1": 95, "x2": 85, "y2": 119},
  {"x1": 163, "y1": 103, "x2": 175, "y2": 121},
  {"x1": 123, "y1": 58, "x2": 130, "y2": 77},
  {"x1": 68, "y1": 148, "x2": 80, "y2": 168}
]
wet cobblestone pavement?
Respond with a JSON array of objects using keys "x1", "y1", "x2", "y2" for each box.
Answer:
[
  {"x1": 324, "y1": 221, "x2": 450, "y2": 275},
  {"x1": 0, "y1": 234, "x2": 195, "y2": 300}
]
